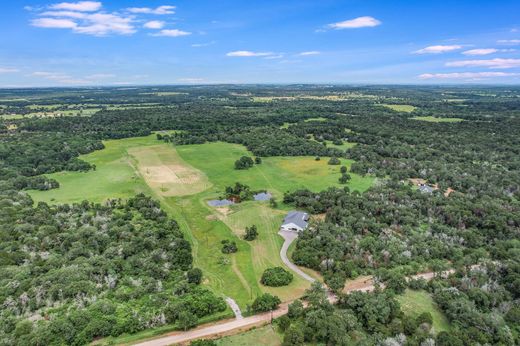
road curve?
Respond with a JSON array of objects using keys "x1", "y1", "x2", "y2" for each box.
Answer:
[{"x1": 278, "y1": 230, "x2": 316, "y2": 283}]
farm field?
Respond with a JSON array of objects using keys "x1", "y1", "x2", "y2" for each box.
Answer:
[
  {"x1": 412, "y1": 116, "x2": 464, "y2": 122},
  {"x1": 381, "y1": 104, "x2": 417, "y2": 112},
  {"x1": 29, "y1": 135, "x2": 374, "y2": 310},
  {"x1": 397, "y1": 289, "x2": 451, "y2": 333}
]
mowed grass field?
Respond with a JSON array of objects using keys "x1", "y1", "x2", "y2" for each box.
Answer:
[
  {"x1": 397, "y1": 289, "x2": 451, "y2": 333},
  {"x1": 381, "y1": 104, "x2": 417, "y2": 113},
  {"x1": 215, "y1": 325, "x2": 282, "y2": 346},
  {"x1": 29, "y1": 135, "x2": 374, "y2": 310},
  {"x1": 412, "y1": 116, "x2": 464, "y2": 122}
]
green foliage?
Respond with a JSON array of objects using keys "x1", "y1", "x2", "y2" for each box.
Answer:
[
  {"x1": 221, "y1": 240, "x2": 238, "y2": 254},
  {"x1": 282, "y1": 326, "x2": 304, "y2": 346},
  {"x1": 287, "y1": 300, "x2": 304, "y2": 319},
  {"x1": 191, "y1": 340, "x2": 217, "y2": 346},
  {"x1": 244, "y1": 225, "x2": 258, "y2": 241},
  {"x1": 0, "y1": 192, "x2": 225, "y2": 345},
  {"x1": 338, "y1": 172, "x2": 351, "y2": 184},
  {"x1": 187, "y1": 268, "x2": 203, "y2": 285},
  {"x1": 261, "y1": 267, "x2": 294, "y2": 287},
  {"x1": 255, "y1": 157, "x2": 262, "y2": 164},
  {"x1": 234, "y1": 156, "x2": 254, "y2": 170},
  {"x1": 327, "y1": 157, "x2": 341, "y2": 165},
  {"x1": 251, "y1": 293, "x2": 281, "y2": 313}
]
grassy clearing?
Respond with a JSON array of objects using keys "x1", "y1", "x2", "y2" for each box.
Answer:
[
  {"x1": 397, "y1": 289, "x2": 451, "y2": 333},
  {"x1": 304, "y1": 117, "x2": 328, "y2": 122},
  {"x1": 128, "y1": 145, "x2": 211, "y2": 197},
  {"x1": 29, "y1": 137, "x2": 374, "y2": 311},
  {"x1": 381, "y1": 104, "x2": 417, "y2": 113},
  {"x1": 412, "y1": 116, "x2": 464, "y2": 123},
  {"x1": 215, "y1": 325, "x2": 282, "y2": 346},
  {"x1": 324, "y1": 140, "x2": 357, "y2": 151}
]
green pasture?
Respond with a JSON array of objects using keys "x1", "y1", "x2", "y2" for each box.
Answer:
[
  {"x1": 29, "y1": 135, "x2": 374, "y2": 310},
  {"x1": 397, "y1": 289, "x2": 451, "y2": 333},
  {"x1": 411, "y1": 116, "x2": 464, "y2": 123}
]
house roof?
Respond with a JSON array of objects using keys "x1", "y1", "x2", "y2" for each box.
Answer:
[
  {"x1": 419, "y1": 184, "x2": 434, "y2": 193},
  {"x1": 282, "y1": 211, "x2": 309, "y2": 229}
]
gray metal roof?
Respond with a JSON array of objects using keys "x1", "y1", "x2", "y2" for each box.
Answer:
[
  {"x1": 207, "y1": 199, "x2": 234, "y2": 207},
  {"x1": 419, "y1": 184, "x2": 434, "y2": 193},
  {"x1": 282, "y1": 211, "x2": 309, "y2": 229},
  {"x1": 254, "y1": 192, "x2": 272, "y2": 201}
]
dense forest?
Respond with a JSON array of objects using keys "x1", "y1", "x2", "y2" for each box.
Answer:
[
  {"x1": 1, "y1": 85, "x2": 520, "y2": 345},
  {"x1": 0, "y1": 192, "x2": 225, "y2": 345}
]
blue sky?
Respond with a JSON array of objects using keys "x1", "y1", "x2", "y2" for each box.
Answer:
[{"x1": 0, "y1": 0, "x2": 519, "y2": 86}]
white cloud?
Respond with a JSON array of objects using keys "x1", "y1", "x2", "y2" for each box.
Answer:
[
  {"x1": 33, "y1": 10, "x2": 135, "y2": 35},
  {"x1": 143, "y1": 20, "x2": 165, "y2": 29},
  {"x1": 327, "y1": 16, "x2": 381, "y2": 29},
  {"x1": 226, "y1": 51, "x2": 273, "y2": 57},
  {"x1": 50, "y1": 1, "x2": 102, "y2": 12},
  {"x1": 498, "y1": 39, "x2": 520, "y2": 45},
  {"x1": 127, "y1": 5, "x2": 175, "y2": 15},
  {"x1": 73, "y1": 13, "x2": 135, "y2": 35},
  {"x1": 0, "y1": 67, "x2": 19, "y2": 73},
  {"x1": 150, "y1": 29, "x2": 191, "y2": 37},
  {"x1": 32, "y1": 17, "x2": 78, "y2": 29},
  {"x1": 419, "y1": 72, "x2": 519, "y2": 79},
  {"x1": 462, "y1": 48, "x2": 497, "y2": 56},
  {"x1": 414, "y1": 45, "x2": 462, "y2": 54},
  {"x1": 299, "y1": 51, "x2": 321, "y2": 56},
  {"x1": 446, "y1": 58, "x2": 520, "y2": 69}
]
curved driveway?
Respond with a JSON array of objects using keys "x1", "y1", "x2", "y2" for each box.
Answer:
[{"x1": 278, "y1": 230, "x2": 316, "y2": 283}]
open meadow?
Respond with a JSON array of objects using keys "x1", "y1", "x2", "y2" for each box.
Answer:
[{"x1": 29, "y1": 134, "x2": 374, "y2": 311}]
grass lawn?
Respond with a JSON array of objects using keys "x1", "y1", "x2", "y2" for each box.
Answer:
[
  {"x1": 381, "y1": 104, "x2": 417, "y2": 113},
  {"x1": 411, "y1": 116, "x2": 464, "y2": 123},
  {"x1": 29, "y1": 136, "x2": 374, "y2": 311},
  {"x1": 215, "y1": 325, "x2": 282, "y2": 346},
  {"x1": 324, "y1": 140, "x2": 357, "y2": 151},
  {"x1": 397, "y1": 289, "x2": 451, "y2": 334}
]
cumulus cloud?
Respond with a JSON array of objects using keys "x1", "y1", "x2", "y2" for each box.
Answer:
[
  {"x1": 446, "y1": 58, "x2": 520, "y2": 69},
  {"x1": 143, "y1": 20, "x2": 165, "y2": 29},
  {"x1": 226, "y1": 51, "x2": 274, "y2": 57},
  {"x1": 0, "y1": 67, "x2": 19, "y2": 73},
  {"x1": 327, "y1": 16, "x2": 381, "y2": 29},
  {"x1": 29, "y1": 3, "x2": 187, "y2": 36},
  {"x1": 31, "y1": 4, "x2": 135, "y2": 35},
  {"x1": 127, "y1": 6, "x2": 175, "y2": 15},
  {"x1": 32, "y1": 17, "x2": 78, "y2": 28},
  {"x1": 414, "y1": 45, "x2": 462, "y2": 54},
  {"x1": 419, "y1": 72, "x2": 519, "y2": 79},
  {"x1": 299, "y1": 51, "x2": 321, "y2": 56},
  {"x1": 150, "y1": 29, "x2": 191, "y2": 37},
  {"x1": 50, "y1": 1, "x2": 101, "y2": 12}
]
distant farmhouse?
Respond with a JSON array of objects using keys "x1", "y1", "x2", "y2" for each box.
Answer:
[{"x1": 280, "y1": 211, "x2": 309, "y2": 232}]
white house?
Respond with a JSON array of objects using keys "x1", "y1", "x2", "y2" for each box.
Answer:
[{"x1": 280, "y1": 211, "x2": 309, "y2": 232}]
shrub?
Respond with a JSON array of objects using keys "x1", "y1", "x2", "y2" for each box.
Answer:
[
  {"x1": 252, "y1": 293, "x2": 281, "y2": 312},
  {"x1": 261, "y1": 267, "x2": 293, "y2": 287},
  {"x1": 221, "y1": 240, "x2": 238, "y2": 254},
  {"x1": 234, "y1": 156, "x2": 254, "y2": 170},
  {"x1": 187, "y1": 268, "x2": 203, "y2": 285},
  {"x1": 328, "y1": 157, "x2": 341, "y2": 165},
  {"x1": 244, "y1": 225, "x2": 258, "y2": 241}
]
